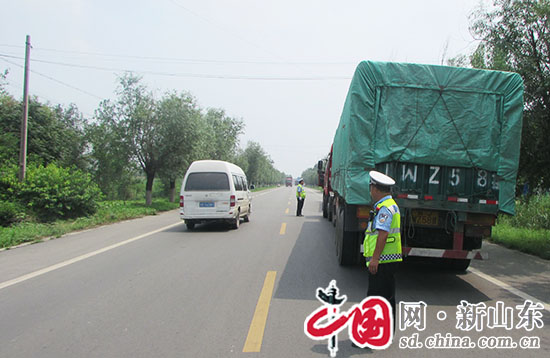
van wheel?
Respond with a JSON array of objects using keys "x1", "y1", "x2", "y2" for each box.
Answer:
[
  {"x1": 186, "y1": 222, "x2": 195, "y2": 230},
  {"x1": 232, "y1": 213, "x2": 240, "y2": 229},
  {"x1": 244, "y1": 214, "x2": 250, "y2": 222}
]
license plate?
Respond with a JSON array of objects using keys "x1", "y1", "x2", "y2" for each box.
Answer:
[
  {"x1": 411, "y1": 210, "x2": 438, "y2": 226},
  {"x1": 199, "y1": 202, "x2": 215, "y2": 208}
]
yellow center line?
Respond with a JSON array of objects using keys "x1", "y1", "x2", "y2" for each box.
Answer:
[
  {"x1": 285, "y1": 208, "x2": 289, "y2": 214},
  {"x1": 243, "y1": 271, "x2": 277, "y2": 352},
  {"x1": 279, "y1": 223, "x2": 286, "y2": 235}
]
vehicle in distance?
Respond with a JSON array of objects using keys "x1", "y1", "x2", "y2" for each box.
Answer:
[
  {"x1": 285, "y1": 176, "x2": 293, "y2": 187},
  {"x1": 180, "y1": 160, "x2": 251, "y2": 230}
]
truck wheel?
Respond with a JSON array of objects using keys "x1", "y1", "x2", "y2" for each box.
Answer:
[
  {"x1": 335, "y1": 207, "x2": 358, "y2": 266},
  {"x1": 322, "y1": 194, "x2": 328, "y2": 218},
  {"x1": 186, "y1": 222, "x2": 195, "y2": 230},
  {"x1": 450, "y1": 259, "x2": 471, "y2": 272},
  {"x1": 328, "y1": 197, "x2": 334, "y2": 222}
]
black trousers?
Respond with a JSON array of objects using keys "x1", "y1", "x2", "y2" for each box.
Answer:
[
  {"x1": 296, "y1": 198, "x2": 304, "y2": 216},
  {"x1": 367, "y1": 262, "x2": 399, "y2": 330}
]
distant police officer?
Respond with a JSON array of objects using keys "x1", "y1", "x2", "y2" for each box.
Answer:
[
  {"x1": 364, "y1": 171, "x2": 402, "y2": 330},
  {"x1": 296, "y1": 179, "x2": 306, "y2": 216}
]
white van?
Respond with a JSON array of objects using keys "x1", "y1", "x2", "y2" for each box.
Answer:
[{"x1": 180, "y1": 160, "x2": 251, "y2": 230}]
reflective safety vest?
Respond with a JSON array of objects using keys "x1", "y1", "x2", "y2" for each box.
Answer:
[
  {"x1": 296, "y1": 184, "x2": 306, "y2": 199},
  {"x1": 363, "y1": 197, "x2": 402, "y2": 267}
]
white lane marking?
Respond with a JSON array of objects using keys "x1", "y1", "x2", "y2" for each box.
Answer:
[
  {"x1": 0, "y1": 222, "x2": 183, "y2": 291},
  {"x1": 468, "y1": 267, "x2": 550, "y2": 312}
]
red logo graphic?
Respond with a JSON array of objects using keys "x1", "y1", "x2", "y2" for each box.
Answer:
[{"x1": 304, "y1": 280, "x2": 393, "y2": 356}]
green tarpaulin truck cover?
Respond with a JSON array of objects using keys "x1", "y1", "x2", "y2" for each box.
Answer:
[{"x1": 332, "y1": 61, "x2": 524, "y2": 215}]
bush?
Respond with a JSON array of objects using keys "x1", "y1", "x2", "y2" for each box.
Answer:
[
  {"x1": 0, "y1": 165, "x2": 19, "y2": 202},
  {"x1": 0, "y1": 200, "x2": 25, "y2": 227},
  {"x1": 17, "y1": 164, "x2": 104, "y2": 222},
  {"x1": 499, "y1": 194, "x2": 550, "y2": 230}
]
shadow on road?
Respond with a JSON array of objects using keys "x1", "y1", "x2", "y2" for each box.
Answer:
[
  {"x1": 163, "y1": 221, "x2": 233, "y2": 233},
  {"x1": 274, "y1": 214, "x2": 490, "y2": 305}
]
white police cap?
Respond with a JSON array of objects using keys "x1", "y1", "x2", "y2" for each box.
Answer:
[{"x1": 369, "y1": 171, "x2": 396, "y2": 186}]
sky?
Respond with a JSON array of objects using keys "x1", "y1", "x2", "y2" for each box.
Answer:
[{"x1": 0, "y1": 0, "x2": 488, "y2": 178}]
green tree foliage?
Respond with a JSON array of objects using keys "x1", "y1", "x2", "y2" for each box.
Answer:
[
  {"x1": 235, "y1": 141, "x2": 285, "y2": 186},
  {"x1": 90, "y1": 73, "x2": 161, "y2": 205},
  {"x1": 86, "y1": 107, "x2": 139, "y2": 200},
  {"x1": 0, "y1": 94, "x2": 19, "y2": 166},
  {"x1": 301, "y1": 165, "x2": 320, "y2": 187},
  {"x1": 156, "y1": 92, "x2": 203, "y2": 202},
  {"x1": 0, "y1": 93, "x2": 88, "y2": 168},
  {"x1": 203, "y1": 108, "x2": 244, "y2": 161},
  {"x1": 469, "y1": 0, "x2": 550, "y2": 189},
  {"x1": 0, "y1": 69, "x2": 7, "y2": 95},
  {"x1": 0, "y1": 164, "x2": 102, "y2": 223}
]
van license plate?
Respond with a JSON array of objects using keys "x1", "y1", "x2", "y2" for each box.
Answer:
[
  {"x1": 411, "y1": 210, "x2": 438, "y2": 226},
  {"x1": 200, "y1": 202, "x2": 215, "y2": 208}
]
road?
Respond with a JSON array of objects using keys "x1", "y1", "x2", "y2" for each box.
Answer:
[{"x1": 0, "y1": 187, "x2": 548, "y2": 358}]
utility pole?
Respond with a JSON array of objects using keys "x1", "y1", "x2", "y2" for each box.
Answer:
[{"x1": 19, "y1": 35, "x2": 31, "y2": 182}]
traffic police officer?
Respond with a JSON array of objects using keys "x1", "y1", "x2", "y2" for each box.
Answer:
[
  {"x1": 364, "y1": 170, "x2": 402, "y2": 330},
  {"x1": 296, "y1": 179, "x2": 306, "y2": 216}
]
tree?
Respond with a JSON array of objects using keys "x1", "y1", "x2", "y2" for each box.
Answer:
[
  {"x1": 301, "y1": 165, "x2": 319, "y2": 187},
  {"x1": 86, "y1": 102, "x2": 139, "y2": 200},
  {"x1": 469, "y1": 0, "x2": 550, "y2": 189},
  {"x1": 0, "y1": 93, "x2": 88, "y2": 169},
  {"x1": 235, "y1": 141, "x2": 285, "y2": 186},
  {"x1": 203, "y1": 108, "x2": 244, "y2": 161},
  {"x1": 157, "y1": 92, "x2": 203, "y2": 202},
  {"x1": 0, "y1": 93, "x2": 20, "y2": 166},
  {"x1": 0, "y1": 69, "x2": 7, "y2": 95},
  {"x1": 89, "y1": 74, "x2": 160, "y2": 205}
]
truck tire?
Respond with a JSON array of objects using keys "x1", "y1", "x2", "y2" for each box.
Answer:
[
  {"x1": 335, "y1": 207, "x2": 358, "y2": 266},
  {"x1": 328, "y1": 196, "x2": 334, "y2": 222},
  {"x1": 322, "y1": 194, "x2": 328, "y2": 218},
  {"x1": 437, "y1": 258, "x2": 471, "y2": 272},
  {"x1": 450, "y1": 259, "x2": 471, "y2": 272},
  {"x1": 186, "y1": 222, "x2": 195, "y2": 230}
]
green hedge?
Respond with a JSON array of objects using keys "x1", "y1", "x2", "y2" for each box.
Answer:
[{"x1": 0, "y1": 164, "x2": 103, "y2": 224}]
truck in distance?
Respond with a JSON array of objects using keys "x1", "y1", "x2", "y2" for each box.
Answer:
[{"x1": 285, "y1": 176, "x2": 293, "y2": 187}]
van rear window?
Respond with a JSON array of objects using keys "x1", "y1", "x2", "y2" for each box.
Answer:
[{"x1": 184, "y1": 172, "x2": 230, "y2": 191}]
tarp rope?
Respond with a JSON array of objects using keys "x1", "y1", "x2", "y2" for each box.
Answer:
[{"x1": 394, "y1": 87, "x2": 477, "y2": 169}]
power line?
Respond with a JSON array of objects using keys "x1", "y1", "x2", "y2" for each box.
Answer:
[
  {"x1": 0, "y1": 53, "x2": 351, "y2": 81},
  {"x1": 0, "y1": 44, "x2": 355, "y2": 66},
  {"x1": 1, "y1": 56, "x2": 103, "y2": 99}
]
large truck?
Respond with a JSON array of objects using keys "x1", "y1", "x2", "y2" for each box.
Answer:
[
  {"x1": 324, "y1": 61, "x2": 524, "y2": 270},
  {"x1": 285, "y1": 176, "x2": 293, "y2": 187}
]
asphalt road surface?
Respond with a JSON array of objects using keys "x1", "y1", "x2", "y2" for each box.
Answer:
[{"x1": 0, "y1": 187, "x2": 548, "y2": 358}]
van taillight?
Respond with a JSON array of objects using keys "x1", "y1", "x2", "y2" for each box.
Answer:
[
  {"x1": 180, "y1": 195, "x2": 184, "y2": 207},
  {"x1": 230, "y1": 195, "x2": 236, "y2": 207}
]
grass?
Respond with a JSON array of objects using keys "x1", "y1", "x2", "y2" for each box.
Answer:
[
  {"x1": 491, "y1": 223, "x2": 550, "y2": 260},
  {"x1": 490, "y1": 194, "x2": 550, "y2": 260},
  {"x1": 0, "y1": 199, "x2": 179, "y2": 249}
]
